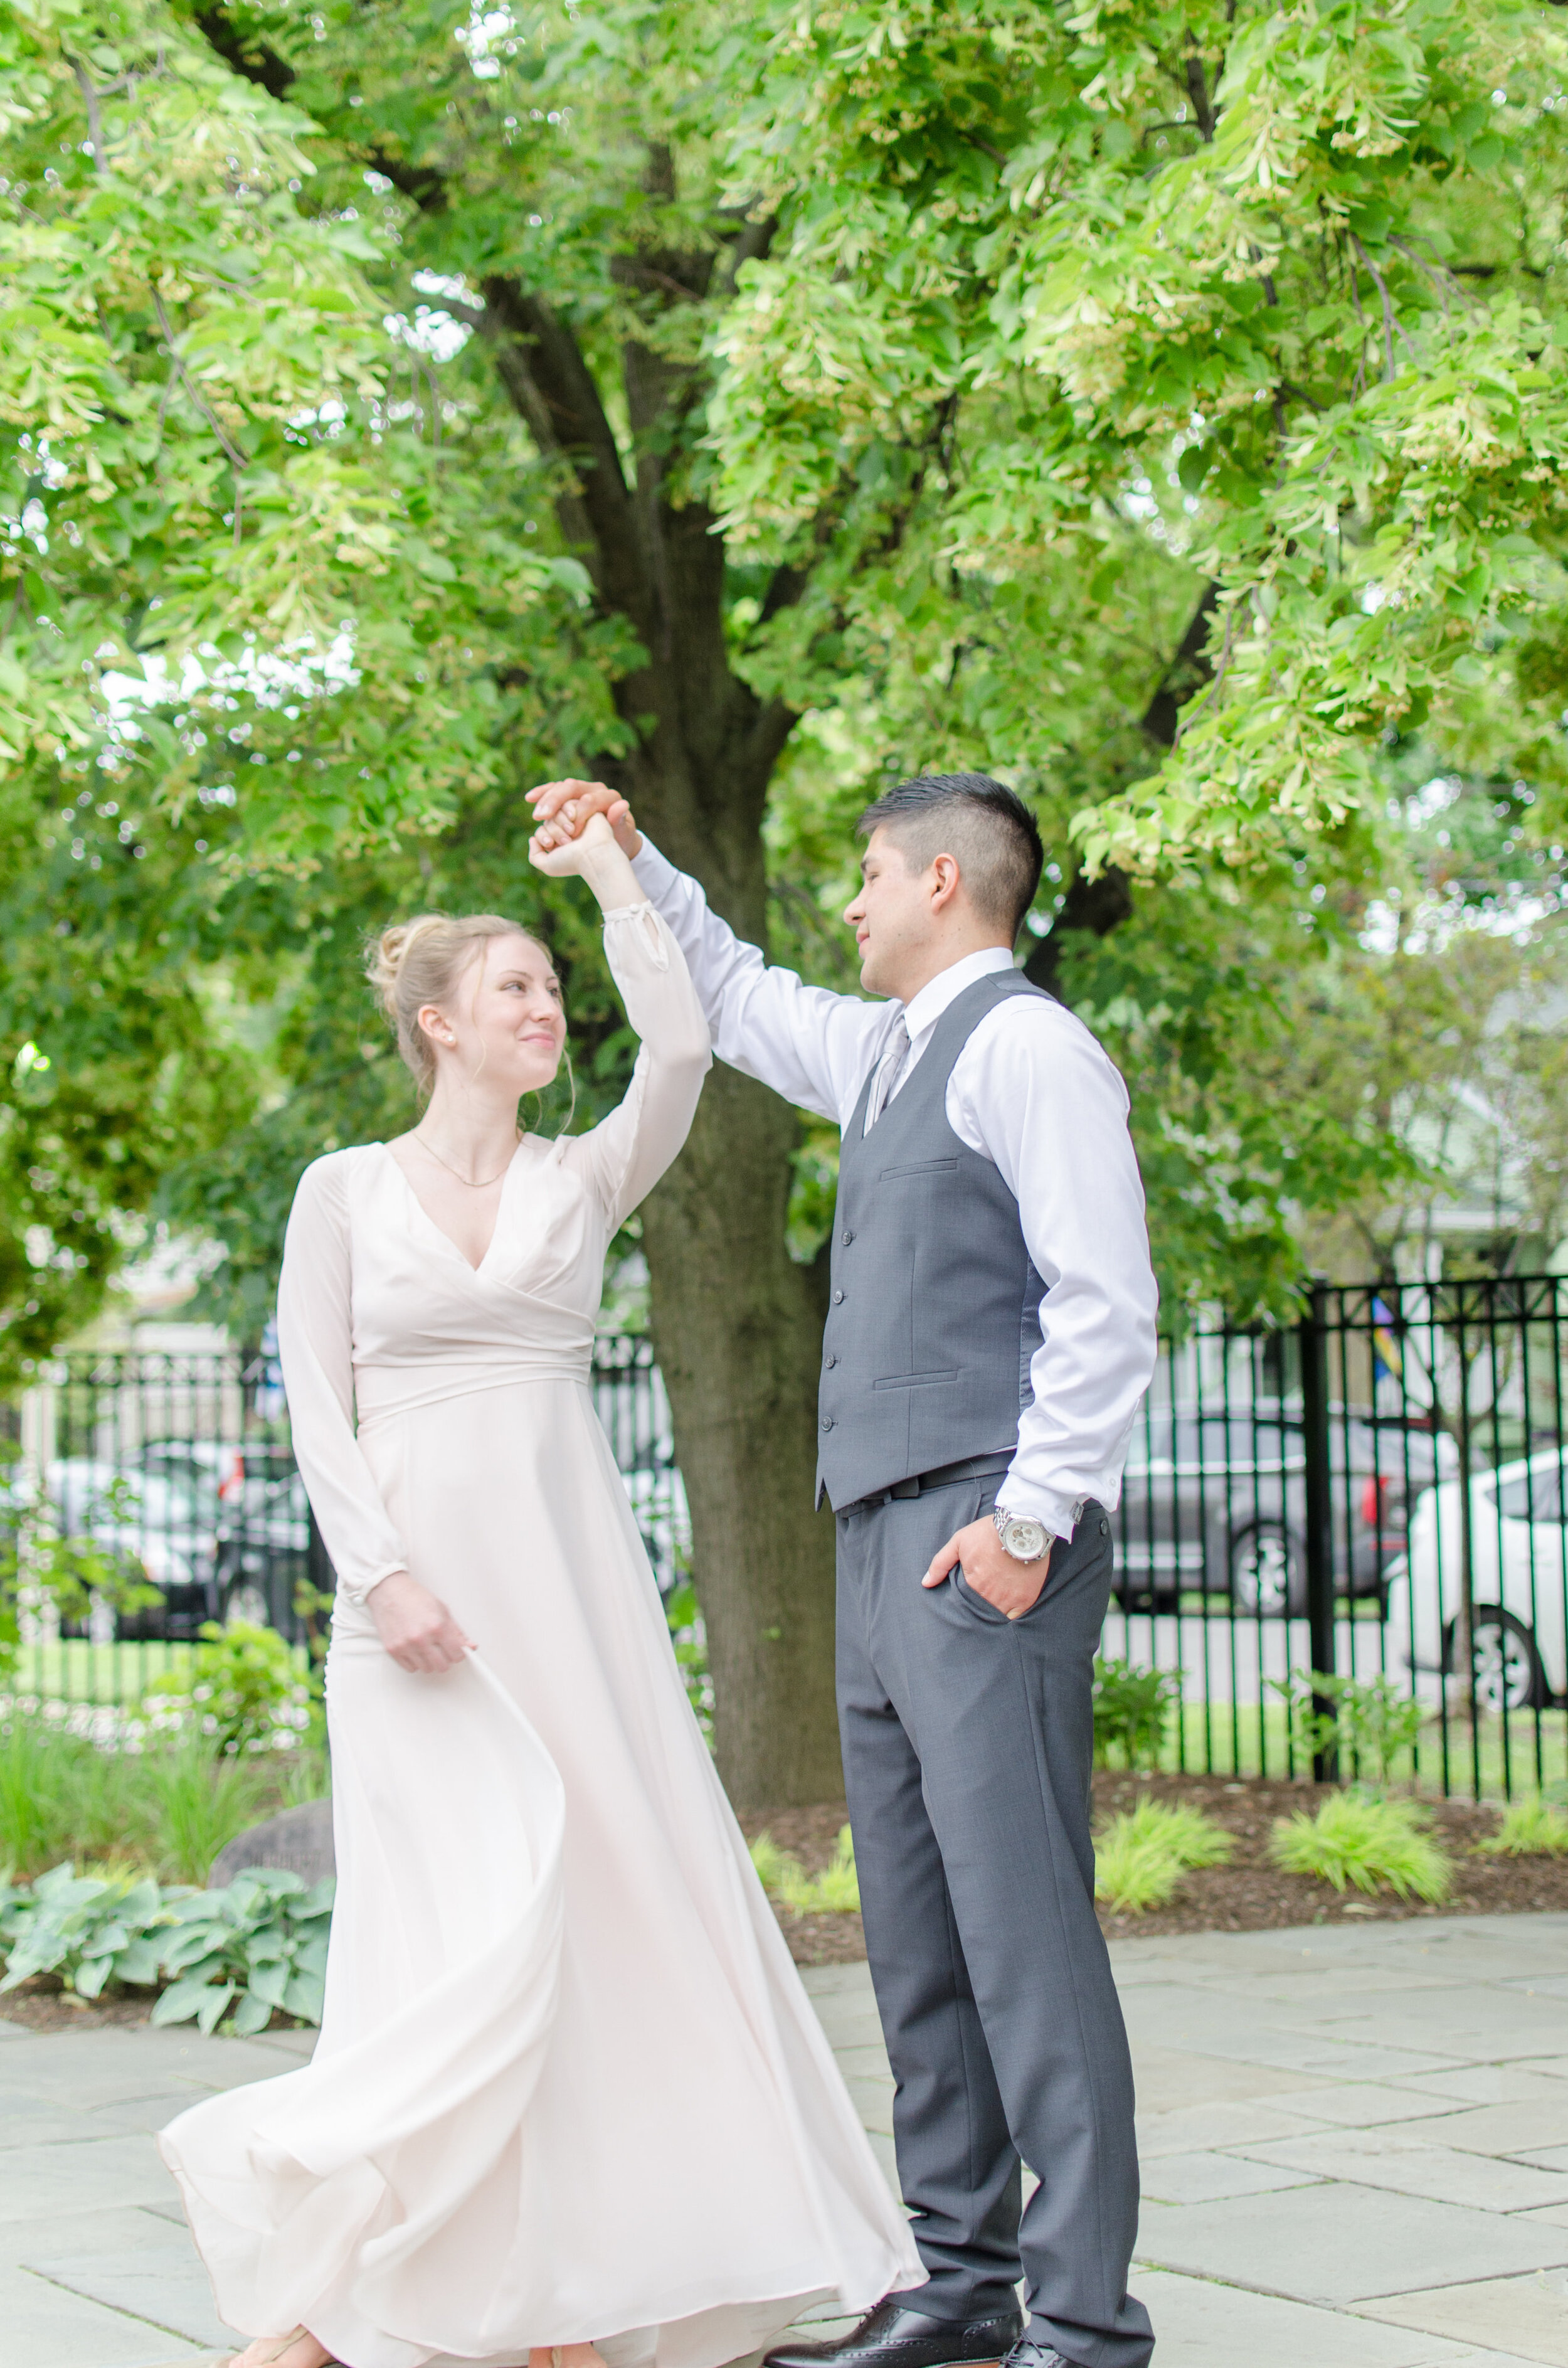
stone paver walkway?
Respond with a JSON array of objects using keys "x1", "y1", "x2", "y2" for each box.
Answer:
[{"x1": 3, "y1": 1914, "x2": 1567, "y2": 2368}]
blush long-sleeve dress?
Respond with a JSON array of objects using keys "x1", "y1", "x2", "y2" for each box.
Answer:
[{"x1": 157, "y1": 900, "x2": 921, "y2": 2368}]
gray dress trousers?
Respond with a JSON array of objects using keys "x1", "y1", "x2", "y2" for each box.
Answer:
[{"x1": 836, "y1": 1478, "x2": 1152, "y2": 2368}]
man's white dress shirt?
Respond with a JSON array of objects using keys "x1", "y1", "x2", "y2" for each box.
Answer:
[{"x1": 632, "y1": 840, "x2": 1159, "y2": 1539}]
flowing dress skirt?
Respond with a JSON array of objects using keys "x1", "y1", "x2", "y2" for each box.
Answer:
[{"x1": 159, "y1": 1374, "x2": 921, "y2": 2368}]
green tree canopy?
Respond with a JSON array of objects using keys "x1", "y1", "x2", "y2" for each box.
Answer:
[
  {"x1": 709, "y1": 0, "x2": 1568, "y2": 871},
  {"x1": 5, "y1": 0, "x2": 1567, "y2": 1799}
]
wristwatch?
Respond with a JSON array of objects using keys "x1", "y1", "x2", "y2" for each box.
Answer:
[{"x1": 993, "y1": 1505, "x2": 1051, "y2": 1564}]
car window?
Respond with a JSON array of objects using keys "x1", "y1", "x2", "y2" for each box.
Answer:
[{"x1": 1495, "y1": 1459, "x2": 1565, "y2": 1524}]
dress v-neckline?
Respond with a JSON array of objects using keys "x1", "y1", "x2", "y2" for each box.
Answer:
[{"x1": 381, "y1": 1139, "x2": 528, "y2": 1275}]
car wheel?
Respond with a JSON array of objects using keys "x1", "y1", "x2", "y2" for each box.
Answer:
[
  {"x1": 1231, "y1": 1526, "x2": 1306, "y2": 1618},
  {"x1": 223, "y1": 1579, "x2": 272, "y2": 1630},
  {"x1": 1446, "y1": 1608, "x2": 1550, "y2": 1714}
]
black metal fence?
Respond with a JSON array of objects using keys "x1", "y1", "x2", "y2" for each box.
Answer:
[
  {"x1": 1108, "y1": 1277, "x2": 1568, "y2": 1802},
  {"x1": 8, "y1": 1279, "x2": 1567, "y2": 1798},
  {"x1": 3, "y1": 1337, "x2": 686, "y2": 1719}
]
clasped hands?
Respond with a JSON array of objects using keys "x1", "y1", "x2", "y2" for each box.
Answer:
[{"x1": 527, "y1": 777, "x2": 641, "y2": 861}]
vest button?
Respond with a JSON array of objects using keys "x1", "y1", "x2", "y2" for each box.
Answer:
[
  {"x1": 832, "y1": 1289, "x2": 844, "y2": 1304},
  {"x1": 820, "y1": 1415, "x2": 835, "y2": 1431},
  {"x1": 824, "y1": 1352, "x2": 838, "y2": 1369},
  {"x1": 841, "y1": 1228, "x2": 854, "y2": 1245}
]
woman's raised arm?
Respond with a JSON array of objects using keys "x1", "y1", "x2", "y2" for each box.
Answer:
[{"x1": 530, "y1": 816, "x2": 711, "y2": 1228}]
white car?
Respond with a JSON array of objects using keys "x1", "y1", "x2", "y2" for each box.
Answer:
[{"x1": 1387, "y1": 1447, "x2": 1568, "y2": 1713}]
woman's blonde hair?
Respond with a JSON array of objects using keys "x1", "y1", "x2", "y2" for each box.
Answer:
[{"x1": 366, "y1": 913, "x2": 548, "y2": 1096}]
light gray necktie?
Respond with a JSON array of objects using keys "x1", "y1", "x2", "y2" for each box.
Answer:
[{"x1": 863, "y1": 1014, "x2": 911, "y2": 1134}]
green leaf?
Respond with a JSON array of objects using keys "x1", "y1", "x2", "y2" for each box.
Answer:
[
  {"x1": 152, "y1": 1977, "x2": 224, "y2": 2027},
  {"x1": 230, "y1": 1988, "x2": 274, "y2": 2036},
  {"x1": 196, "y1": 1982, "x2": 240, "y2": 2036}
]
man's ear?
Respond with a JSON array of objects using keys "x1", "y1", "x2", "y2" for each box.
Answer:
[{"x1": 928, "y1": 852, "x2": 962, "y2": 912}]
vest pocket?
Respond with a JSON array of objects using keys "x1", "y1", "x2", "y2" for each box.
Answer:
[
  {"x1": 877, "y1": 1156, "x2": 960, "y2": 1180},
  {"x1": 872, "y1": 1370, "x2": 959, "y2": 1391}
]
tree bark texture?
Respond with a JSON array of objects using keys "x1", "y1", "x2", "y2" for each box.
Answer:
[{"x1": 642, "y1": 1073, "x2": 841, "y2": 1803}]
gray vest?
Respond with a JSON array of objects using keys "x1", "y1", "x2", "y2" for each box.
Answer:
[{"x1": 816, "y1": 970, "x2": 1049, "y2": 1510}]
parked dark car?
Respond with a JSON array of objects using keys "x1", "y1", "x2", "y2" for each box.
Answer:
[
  {"x1": 136, "y1": 1438, "x2": 314, "y2": 1633},
  {"x1": 216, "y1": 1447, "x2": 313, "y2": 1631},
  {"x1": 1114, "y1": 1406, "x2": 1457, "y2": 1616}
]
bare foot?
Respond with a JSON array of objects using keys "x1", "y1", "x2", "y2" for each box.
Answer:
[{"x1": 228, "y1": 2333, "x2": 334, "y2": 2368}]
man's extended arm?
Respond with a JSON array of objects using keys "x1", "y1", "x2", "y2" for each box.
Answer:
[
  {"x1": 628, "y1": 840, "x2": 889, "y2": 1125},
  {"x1": 952, "y1": 1001, "x2": 1159, "y2": 1540}
]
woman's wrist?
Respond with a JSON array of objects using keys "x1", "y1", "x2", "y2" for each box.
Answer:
[{"x1": 578, "y1": 837, "x2": 645, "y2": 913}]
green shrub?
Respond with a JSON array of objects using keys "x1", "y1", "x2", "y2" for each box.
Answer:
[
  {"x1": 1269, "y1": 1670, "x2": 1424, "y2": 1787},
  {"x1": 1094, "y1": 1798, "x2": 1234, "y2": 1913},
  {"x1": 1476, "y1": 1797, "x2": 1568, "y2": 1857},
  {"x1": 750, "y1": 1824, "x2": 861, "y2": 1914},
  {"x1": 1270, "y1": 1790, "x2": 1452, "y2": 1900},
  {"x1": 1093, "y1": 1657, "x2": 1182, "y2": 1770},
  {"x1": 141, "y1": 1620, "x2": 315, "y2": 1756},
  {"x1": 0, "y1": 1861, "x2": 334, "y2": 2034}
]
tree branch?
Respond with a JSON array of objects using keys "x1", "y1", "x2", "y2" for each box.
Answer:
[
  {"x1": 1140, "y1": 580, "x2": 1220, "y2": 746},
  {"x1": 1184, "y1": 49, "x2": 1217, "y2": 139},
  {"x1": 477, "y1": 278, "x2": 647, "y2": 620},
  {"x1": 151, "y1": 292, "x2": 248, "y2": 471},
  {"x1": 68, "y1": 58, "x2": 109, "y2": 179},
  {"x1": 193, "y1": 8, "x2": 295, "y2": 97},
  {"x1": 714, "y1": 208, "x2": 780, "y2": 299},
  {"x1": 193, "y1": 8, "x2": 449, "y2": 210},
  {"x1": 1350, "y1": 235, "x2": 1417, "y2": 378},
  {"x1": 1023, "y1": 580, "x2": 1222, "y2": 995}
]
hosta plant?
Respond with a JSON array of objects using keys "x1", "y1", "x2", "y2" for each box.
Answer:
[
  {"x1": 152, "y1": 1869, "x2": 334, "y2": 2037},
  {"x1": 0, "y1": 1861, "x2": 334, "y2": 2034},
  {"x1": 0, "y1": 1862, "x2": 169, "y2": 1999}
]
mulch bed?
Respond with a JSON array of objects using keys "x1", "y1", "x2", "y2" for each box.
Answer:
[
  {"x1": 741, "y1": 1778, "x2": 1568, "y2": 1965},
  {"x1": 6, "y1": 1781, "x2": 1564, "y2": 2019},
  {"x1": 0, "y1": 1985, "x2": 157, "y2": 2032}
]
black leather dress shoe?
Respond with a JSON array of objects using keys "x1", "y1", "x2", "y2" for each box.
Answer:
[
  {"x1": 765, "y1": 2300, "x2": 1025, "y2": 2368},
  {"x1": 999, "y1": 2340, "x2": 1075, "y2": 2368}
]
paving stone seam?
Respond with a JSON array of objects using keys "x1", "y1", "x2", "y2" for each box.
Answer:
[{"x1": 16, "y1": 2256, "x2": 218, "y2": 2347}]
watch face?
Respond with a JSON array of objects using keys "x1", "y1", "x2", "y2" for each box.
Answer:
[{"x1": 1004, "y1": 1515, "x2": 1048, "y2": 1561}]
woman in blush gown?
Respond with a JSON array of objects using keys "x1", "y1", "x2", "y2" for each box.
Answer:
[{"x1": 159, "y1": 817, "x2": 921, "y2": 2368}]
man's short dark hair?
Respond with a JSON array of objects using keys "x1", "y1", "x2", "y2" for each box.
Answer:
[{"x1": 857, "y1": 772, "x2": 1044, "y2": 938}]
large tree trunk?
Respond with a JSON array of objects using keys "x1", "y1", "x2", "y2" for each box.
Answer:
[{"x1": 641, "y1": 1070, "x2": 840, "y2": 1805}]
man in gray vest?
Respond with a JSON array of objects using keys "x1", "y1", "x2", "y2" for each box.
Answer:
[{"x1": 529, "y1": 772, "x2": 1159, "y2": 2368}]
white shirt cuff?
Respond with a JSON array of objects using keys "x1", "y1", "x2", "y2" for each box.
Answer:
[{"x1": 997, "y1": 1475, "x2": 1086, "y2": 1542}]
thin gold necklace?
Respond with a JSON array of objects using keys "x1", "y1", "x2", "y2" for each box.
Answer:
[{"x1": 411, "y1": 1128, "x2": 520, "y2": 1189}]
